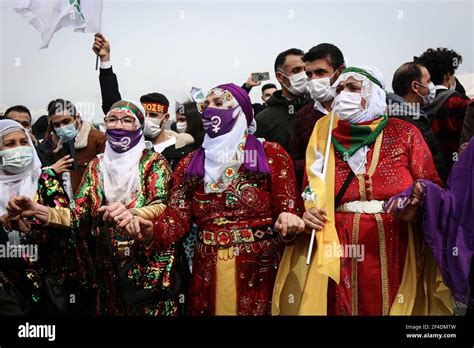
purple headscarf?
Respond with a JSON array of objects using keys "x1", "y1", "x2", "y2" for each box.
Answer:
[
  {"x1": 385, "y1": 139, "x2": 474, "y2": 305},
  {"x1": 185, "y1": 83, "x2": 270, "y2": 178}
]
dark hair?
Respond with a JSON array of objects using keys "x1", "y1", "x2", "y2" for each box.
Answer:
[
  {"x1": 4, "y1": 105, "x2": 32, "y2": 121},
  {"x1": 274, "y1": 48, "x2": 305, "y2": 72},
  {"x1": 140, "y1": 93, "x2": 170, "y2": 107},
  {"x1": 176, "y1": 101, "x2": 204, "y2": 148},
  {"x1": 454, "y1": 77, "x2": 466, "y2": 96},
  {"x1": 414, "y1": 48, "x2": 463, "y2": 85},
  {"x1": 392, "y1": 62, "x2": 424, "y2": 96},
  {"x1": 303, "y1": 43, "x2": 345, "y2": 70},
  {"x1": 32, "y1": 115, "x2": 49, "y2": 139},
  {"x1": 47, "y1": 99, "x2": 77, "y2": 117},
  {"x1": 261, "y1": 83, "x2": 277, "y2": 93}
]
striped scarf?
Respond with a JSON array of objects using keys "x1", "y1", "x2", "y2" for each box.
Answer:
[{"x1": 332, "y1": 115, "x2": 388, "y2": 157}]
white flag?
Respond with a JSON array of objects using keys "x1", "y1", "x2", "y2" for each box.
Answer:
[{"x1": 14, "y1": 0, "x2": 103, "y2": 49}]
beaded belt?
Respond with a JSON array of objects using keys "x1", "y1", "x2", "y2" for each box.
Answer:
[
  {"x1": 336, "y1": 200, "x2": 387, "y2": 214},
  {"x1": 197, "y1": 225, "x2": 276, "y2": 249}
]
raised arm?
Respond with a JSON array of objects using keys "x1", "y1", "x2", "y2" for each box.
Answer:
[{"x1": 93, "y1": 33, "x2": 122, "y2": 114}]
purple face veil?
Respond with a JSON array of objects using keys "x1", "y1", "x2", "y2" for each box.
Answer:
[{"x1": 185, "y1": 83, "x2": 270, "y2": 178}]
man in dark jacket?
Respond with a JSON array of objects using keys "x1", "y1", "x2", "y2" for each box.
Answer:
[
  {"x1": 240, "y1": 76, "x2": 277, "y2": 116},
  {"x1": 290, "y1": 43, "x2": 345, "y2": 187},
  {"x1": 43, "y1": 99, "x2": 107, "y2": 196},
  {"x1": 254, "y1": 48, "x2": 309, "y2": 156},
  {"x1": 461, "y1": 104, "x2": 474, "y2": 147},
  {"x1": 388, "y1": 61, "x2": 448, "y2": 182},
  {"x1": 92, "y1": 33, "x2": 194, "y2": 170},
  {"x1": 414, "y1": 48, "x2": 473, "y2": 172}
]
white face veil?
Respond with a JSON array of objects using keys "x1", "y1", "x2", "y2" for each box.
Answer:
[
  {"x1": 0, "y1": 119, "x2": 42, "y2": 215},
  {"x1": 331, "y1": 65, "x2": 387, "y2": 124},
  {"x1": 100, "y1": 101, "x2": 146, "y2": 205},
  {"x1": 331, "y1": 66, "x2": 388, "y2": 174}
]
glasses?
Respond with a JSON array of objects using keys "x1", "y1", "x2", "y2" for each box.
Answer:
[{"x1": 104, "y1": 116, "x2": 136, "y2": 128}]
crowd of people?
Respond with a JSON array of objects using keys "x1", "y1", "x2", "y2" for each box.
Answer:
[{"x1": 0, "y1": 35, "x2": 473, "y2": 316}]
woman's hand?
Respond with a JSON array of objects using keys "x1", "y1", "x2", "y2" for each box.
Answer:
[
  {"x1": 303, "y1": 208, "x2": 326, "y2": 233},
  {"x1": 98, "y1": 202, "x2": 133, "y2": 228},
  {"x1": 6, "y1": 196, "x2": 36, "y2": 217},
  {"x1": 1, "y1": 214, "x2": 30, "y2": 233},
  {"x1": 50, "y1": 155, "x2": 74, "y2": 175},
  {"x1": 274, "y1": 212, "x2": 305, "y2": 238},
  {"x1": 5, "y1": 196, "x2": 50, "y2": 225},
  {"x1": 124, "y1": 216, "x2": 154, "y2": 242},
  {"x1": 386, "y1": 182, "x2": 424, "y2": 222},
  {"x1": 399, "y1": 182, "x2": 423, "y2": 222}
]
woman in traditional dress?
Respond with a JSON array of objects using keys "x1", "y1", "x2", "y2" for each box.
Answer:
[
  {"x1": 126, "y1": 83, "x2": 304, "y2": 315},
  {"x1": 0, "y1": 119, "x2": 80, "y2": 314},
  {"x1": 273, "y1": 66, "x2": 453, "y2": 316},
  {"x1": 6, "y1": 101, "x2": 181, "y2": 315}
]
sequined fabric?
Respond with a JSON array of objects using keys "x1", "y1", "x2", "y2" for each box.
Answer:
[
  {"x1": 0, "y1": 168, "x2": 78, "y2": 313},
  {"x1": 153, "y1": 141, "x2": 301, "y2": 315},
  {"x1": 324, "y1": 118, "x2": 442, "y2": 315},
  {"x1": 71, "y1": 149, "x2": 178, "y2": 315}
]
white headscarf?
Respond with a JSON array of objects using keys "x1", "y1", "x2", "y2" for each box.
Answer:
[
  {"x1": 331, "y1": 66, "x2": 387, "y2": 174},
  {"x1": 332, "y1": 65, "x2": 387, "y2": 124},
  {"x1": 203, "y1": 106, "x2": 247, "y2": 193},
  {"x1": 100, "y1": 102, "x2": 147, "y2": 205},
  {"x1": 0, "y1": 119, "x2": 42, "y2": 215}
]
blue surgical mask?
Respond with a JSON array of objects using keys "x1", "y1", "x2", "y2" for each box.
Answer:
[
  {"x1": 0, "y1": 146, "x2": 34, "y2": 174},
  {"x1": 55, "y1": 123, "x2": 78, "y2": 142}
]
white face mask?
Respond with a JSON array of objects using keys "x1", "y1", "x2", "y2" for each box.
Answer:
[
  {"x1": 332, "y1": 91, "x2": 365, "y2": 123},
  {"x1": 0, "y1": 146, "x2": 34, "y2": 174},
  {"x1": 176, "y1": 121, "x2": 187, "y2": 133},
  {"x1": 416, "y1": 81, "x2": 436, "y2": 106},
  {"x1": 143, "y1": 117, "x2": 163, "y2": 138},
  {"x1": 307, "y1": 71, "x2": 337, "y2": 102},
  {"x1": 279, "y1": 71, "x2": 308, "y2": 96}
]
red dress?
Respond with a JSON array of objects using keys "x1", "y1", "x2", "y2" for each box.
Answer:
[
  {"x1": 152, "y1": 141, "x2": 301, "y2": 315},
  {"x1": 327, "y1": 118, "x2": 441, "y2": 315}
]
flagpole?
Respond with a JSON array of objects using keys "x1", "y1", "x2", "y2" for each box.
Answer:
[
  {"x1": 306, "y1": 112, "x2": 335, "y2": 265},
  {"x1": 95, "y1": 55, "x2": 99, "y2": 70}
]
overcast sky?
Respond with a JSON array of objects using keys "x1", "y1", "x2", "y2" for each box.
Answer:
[{"x1": 1, "y1": 0, "x2": 473, "y2": 123}]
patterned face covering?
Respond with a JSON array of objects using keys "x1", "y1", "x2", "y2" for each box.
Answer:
[
  {"x1": 202, "y1": 106, "x2": 240, "y2": 138},
  {"x1": 105, "y1": 128, "x2": 143, "y2": 153}
]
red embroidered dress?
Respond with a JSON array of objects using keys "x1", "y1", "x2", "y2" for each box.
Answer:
[
  {"x1": 327, "y1": 118, "x2": 441, "y2": 315},
  {"x1": 152, "y1": 141, "x2": 301, "y2": 315}
]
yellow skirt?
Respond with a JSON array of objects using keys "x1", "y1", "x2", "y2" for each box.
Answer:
[{"x1": 215, "y1": 246, "x2": 237, "y2": 315}]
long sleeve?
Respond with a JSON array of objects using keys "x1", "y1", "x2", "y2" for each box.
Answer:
[
  {"x1": 35, "y1": 168, "x2": 71, "y2": 229},
  {"x1": 99, "y1": 66, "x2": 122, "y2": 114},
  {"x1": 241, "y1": 82, "x2": 252, "y2": 94},
  {"x1": 290, "y1": 110, "x2": 309, "y2": 189},
  {"x1": 36, "y1": 167, "x2": 69, "y2": 208},
  {"x1": 71, "y1": 158, "x2": 103, "y2": 236},
  {"x1": 265, "y1": 142, "x2": 302, "y2": 219},
  {"x1": 130, "y1": 154, "x2": 171, "y2": 220},
  {"x1": 407, "y1": 124, "x2": 443, "y2": 186},
  {"x1": 254, "y1": 113, "x2": 270, "y2": 140},
  {"x1": 152, "y1": 154, "x2": 194, "y2": 250},
  {"x1": 460, "y1": 104, "x2": 474, "y2": 144}
]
